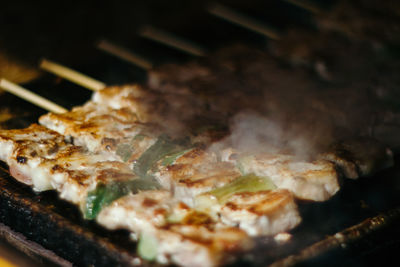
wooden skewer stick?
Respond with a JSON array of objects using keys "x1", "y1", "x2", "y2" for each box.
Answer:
[
  {"x1": 97, "y1": 40, "x2": 153, "y2": 70},
  {"x1": 39, "y1": 59, "x2": 106, "y2": 91},
  {"x1": 0, "y1": 78, "x2": 68, "y2": 114},
  {"x1": 281, "y1": 0, "x2": 322, "y2": 14},
  {"x1": 207, "y1": 3, "x2": 281, "y2": 40},
  {"x1": 139, "y1": 26, "x2": 207, "y2": 57}
]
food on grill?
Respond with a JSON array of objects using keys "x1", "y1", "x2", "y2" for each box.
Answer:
[
  {"x1": 0, "y1": 35, "x2": 396, "y2": 266},
  {"x1": 0, "y1": 79, "x2": 394, "y2": 267}
]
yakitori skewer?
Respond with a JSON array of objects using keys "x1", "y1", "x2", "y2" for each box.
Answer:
[
  {"x1": 207, "y1": 3, "x2": 281, "y2": 40},
  {"x1": 138, "y1": 25, "x2": 207, "y2": 56},
  {"x1": 39, "y1": 59, "x2": 106, "y2": 91},
  {"x1": 0, "y1": 78, "x2": 67, "y2": 114},
  {"x1": 97, "y1": 40, "x2": 153, "y2": 70}
]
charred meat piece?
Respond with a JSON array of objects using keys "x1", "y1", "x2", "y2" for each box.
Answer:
[
  {"x1": 220, "y1": 149, "x2": 340, "y2": 201},
  {"x1": 0, "y1": 124, "x2": 68, "y2": 190},
  {"x1": 39, "y1": 86, "x2": 161, "y2": 155},
  {"x1": 153, "y1": 147, "x2": 242, "y2": 206},
  {"x1": 218, "y1": 189, "x2": 300, "y2": 236},
  {"x1": 195, "y1": 176, "x2": 301, "y2": 236}
]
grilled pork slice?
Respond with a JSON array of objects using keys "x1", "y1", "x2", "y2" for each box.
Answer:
[
  {"x1": 43, "y1": 152, "x2": 136, "y2": 205},
  {"x1": 0, "y1": 124, "x2": 68, "y2": 190},
  {"x1": 196, "y1": 187, "x2": 301, "y2": 236},
  {"x1": 221, "y1": 150, "x2": 340, "y2": 201},
  {"x1": 97, "y1": 190, "x2": 253, "y2": 267},
  {"x1": 320, "y1": 137, "x2": 394, "y2": 179},
  {"x1": 97, "y1": 190, "x2": 174, "y2": 231},
  {"x1": 39, "y1": 97, "x2": 160, "y2": 152},
  {"x1": 152, "y1": 147, "x2": 242, "y2": 206},
  {"x1": 219, "y1": 190, "x2": 300, "y2": 236}
]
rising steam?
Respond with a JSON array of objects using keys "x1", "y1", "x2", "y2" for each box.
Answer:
[{"x1": 147, "y1": 44, "x2": 397, "y2": 156}]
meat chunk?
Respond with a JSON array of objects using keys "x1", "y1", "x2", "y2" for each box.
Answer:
[
  {"x1": 0, "y1": 124, "x2": 72, "y2": 190},
  {"x1": 196, "y1": 187, "x2": 301, "y2": 236},
  {"x1": 219, "y1": 189, "x2": 301, "y2": 236},
  {"x1": 221, "y1": 150, "x2": 340, "y2": 201},
  {"x1": 152, "y1": 147, "x2": 242, "y2": 206},
  {"x1": 39, "y1": 97, "x2": 160, "y2": 153}
]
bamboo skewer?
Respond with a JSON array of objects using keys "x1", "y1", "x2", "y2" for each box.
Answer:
[
  {"x1": 282, "y1": 0, "x2": 321, "y2": 14},
  {"x1": 139, "y1": 26, "x2": 207, "y2": 57},
  {"x1": 97, "y1": 40, "x2": 153, "y2": 70},
  {"x1": 207, "y1": 3, "x2": 281, "y2": 40},
  {"x1": 39, "y1": 59, "x2": 106, "y2": 91},
  {"x1": 0, "y1": 79, "x2": 67, "y2": 114}
]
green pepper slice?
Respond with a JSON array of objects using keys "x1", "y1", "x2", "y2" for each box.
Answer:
[{"x1": 84, "y1": 177, "x2": 161, "y2": 219}]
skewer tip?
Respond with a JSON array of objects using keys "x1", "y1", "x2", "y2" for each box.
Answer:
[
  {"x1": 207, "y1": 2, "x2": 281, "y2": 40},
  {"x1": 138, "y1": 25, "x2": 207, "y2": 57},
  {"x1": 39, "y1": 59, "x2": 106, "y2": 91},
  {"x1": 97, "y1": 39, "x2": 153, "y2": 70}
]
